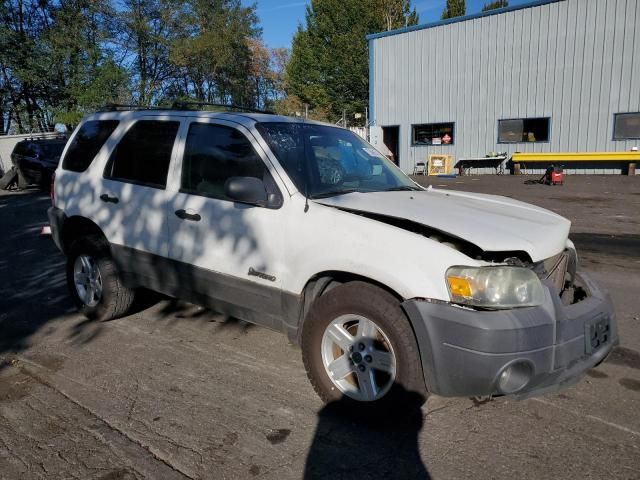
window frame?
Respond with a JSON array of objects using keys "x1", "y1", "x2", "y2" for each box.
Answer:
[
  {"x1": 178, "y1": 120, "x2": 283, "y2": 207},
  {"x1": 612, "y1": 112, "x2": 640, "y2": 141},
  {"x1": 497, "y1": 117, "x2": 552, "y2": 144},
  {"x1": 102, "y1": 118, "x2": 181, "y2": 190},
  {"x1": 410, "y1": 122, "x2": 456, "y2": 146}
]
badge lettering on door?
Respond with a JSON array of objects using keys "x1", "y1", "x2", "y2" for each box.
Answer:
[{"x1": 248, "y1": 267, "x2": 276, "y2": 282}]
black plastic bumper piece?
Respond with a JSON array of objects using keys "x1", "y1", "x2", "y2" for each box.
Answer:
[
  {"x1": 402, "y1": 273, "x2": 618, "y2": 398},
  {"x1": 47, "y1": 206, "x2": 67, "y2": 253}
]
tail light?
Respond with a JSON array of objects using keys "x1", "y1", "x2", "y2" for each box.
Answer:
[{"x1": 50, "y1": 171, "x2": 56, "y2": 205}]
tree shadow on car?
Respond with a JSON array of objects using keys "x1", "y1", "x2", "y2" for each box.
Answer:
[{"x1": 304, "y1": 385, "x2": 431, "y2": 480}]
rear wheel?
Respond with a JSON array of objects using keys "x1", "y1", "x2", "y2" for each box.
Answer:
[
  {"x1": 66, "y1": 236, "x2": 135, "y2": 321},
  {"x1": 302, "y1": 281, "x2": 426, "y2": 410}
]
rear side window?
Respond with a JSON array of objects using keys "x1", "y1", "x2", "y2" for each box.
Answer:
[
  {"x1": 63, "y1": 120, "x2": 119, "y2": 172},
  {"x1": 181, "y1": 123, "x2": 268, "y2": 200},
  {"x1": 38, "y1": 143, "x2": 66, "y2": 159},
  {"x1": 12, "y1": 142, "x2": 31, "y2": 156},
  {"x1": 104, "y1": 120, "x2": 179, "y2": 188}
]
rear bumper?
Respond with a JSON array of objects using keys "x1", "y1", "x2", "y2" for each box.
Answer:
[
  {"x1": 402, "y1": 273, "x2": 617, "y2": 398},
  {"x1": 47, "y1": 206, "x2": 66, "y2": 253},
  {"x1": 17, "y1": 159, "x2": 54, "y2": 186}
]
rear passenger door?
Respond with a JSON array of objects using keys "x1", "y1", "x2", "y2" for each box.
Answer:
[
  {"x1": 166, "y1": 120, "x2": 286, "y2": 324},
  {"x1": 99, "y1": 118, "x2": 182, "y2": 261}
]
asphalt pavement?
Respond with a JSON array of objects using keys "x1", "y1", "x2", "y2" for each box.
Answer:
[{"x1": 1, "y1": 175, "x2": 639, "y2": 480}]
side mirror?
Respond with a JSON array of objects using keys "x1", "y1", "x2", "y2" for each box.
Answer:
[{"x1": 224, "y1": 176, "x2": 269, "y2": 207}]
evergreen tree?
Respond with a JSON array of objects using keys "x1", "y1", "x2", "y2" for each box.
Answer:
[
  {"x1": 441, "y1": 0, "x2": 466, "y2": 19},
  {"x1": 482, "y1": 0, "x2": 508, "y2": 11},
  {"x1": 286, "y1": 0, "x2": 418, "y2": 124}
]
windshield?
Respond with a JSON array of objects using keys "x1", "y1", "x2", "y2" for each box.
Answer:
[{"x1": 255, "y1": 122, "x2": 420, "y2": 198}]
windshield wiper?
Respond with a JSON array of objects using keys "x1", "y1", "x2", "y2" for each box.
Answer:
[
  {"x1": 384, "y1": 186, "x2": 422, "y2": 192},
  {"x1": 309, "y1": 189, "x2": 359, "y2": 199}
]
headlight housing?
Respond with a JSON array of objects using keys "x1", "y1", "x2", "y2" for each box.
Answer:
[{"x1": 446, "y1": 266, "x2": 545, "y2": 309}]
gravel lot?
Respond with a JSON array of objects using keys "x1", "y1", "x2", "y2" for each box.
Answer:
[{"x1": 1, "y1": 175, "x2": 639, "y2": 480}]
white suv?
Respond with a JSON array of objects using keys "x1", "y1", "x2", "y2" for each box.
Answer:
[{"x1": 49, "y1": 107, "x2": 617, "y2": 408}]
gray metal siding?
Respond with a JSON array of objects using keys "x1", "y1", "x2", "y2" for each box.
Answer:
[{"x1": 370, "y1": 0, "x2": 640, "y2": 173}]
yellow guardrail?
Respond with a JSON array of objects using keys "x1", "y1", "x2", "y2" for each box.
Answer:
[{"x1": 512, "y1": 152, "x2": 640, "y2": 162}]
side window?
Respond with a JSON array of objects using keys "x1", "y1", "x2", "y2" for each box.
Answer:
[
  {"x1": 181, "y1": 123, "x2": 270, "y2": 201},
  {"x1": 63, "y1": 120, "x2": 119, "y2": 172},
  {"x1": 12, "y1": 142, "x2": 31, "y2": 157},
  {"x1": 498, "y1": 118, "x2": 550, "y2": 143},
  {"x1": 104, "y1": 120, "x2": 179, "y2": 188},
  {"x1": 613, "y1": 113, "x2": 640, "y2": 140}
]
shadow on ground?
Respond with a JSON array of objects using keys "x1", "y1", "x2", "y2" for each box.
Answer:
[
  {"x1": 0, "y1": 191, "x2": 254, "y2": 358},
  {"x1": 0, "y1": 192, "x2": 74, "y2": 356},
  {"x1": 304, "y1": 386, "x2": 430, "y2": 479}
]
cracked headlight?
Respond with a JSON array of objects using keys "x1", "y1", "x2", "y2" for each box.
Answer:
[{"x1": 446, "y1": 266, "x2": 545, "y2": 309}]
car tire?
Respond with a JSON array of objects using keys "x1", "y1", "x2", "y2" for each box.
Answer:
[
  {"x1": 301, "y1": 281, "x2": 426, "y2": 411},
  {"x1": 66, "y1": 236, "x2": 135, "y2": 321}
]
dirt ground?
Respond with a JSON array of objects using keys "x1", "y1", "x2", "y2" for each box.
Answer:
[{"x1": 1, "y1": 175, "x2": 639, "y2": 480}]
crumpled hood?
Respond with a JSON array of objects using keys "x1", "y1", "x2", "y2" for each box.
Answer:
[{"x1": 314, "y1": 189, "x2": 571, "y2": 262}]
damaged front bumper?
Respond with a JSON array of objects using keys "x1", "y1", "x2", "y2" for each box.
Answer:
[{"x1": 402, "y1": 272, "x2": 618, "y2": 398}]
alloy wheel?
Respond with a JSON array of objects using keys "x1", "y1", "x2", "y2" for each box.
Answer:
[{"x1": 320, "y1": 314, "x2": 397, "y2": 402}]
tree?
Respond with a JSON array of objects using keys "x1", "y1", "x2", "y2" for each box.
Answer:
[
  {"x1": 286, "y1": 0, "x2": 419, "y2": 124},
  {"x1": 0, "y1": 0, "x2": 55, "y2": 132},
  {"x1": 376, "y1": 0, "x2": 419, "y2": 31},
  {"x1": 441, "y1": 0, "x2": 466, "y2": 19},
  {"x1": 117, "y1": 0, "x2": 175, "y2": 105},
  {"x1": 162, "y1": 0, "x2": 261, "y2": 106},
  {"x1": 0, "y1": 0, "x2": 130, "y2": 132},
  {"x1": 482, "y1": 0, "x2": 508, "y2": 11},
  {"x1": 0, "y1": 0, "x2": 309, "y2": 131},
  {"x1": 48, "y1": 0, "x2": 130, "y2": 125}
]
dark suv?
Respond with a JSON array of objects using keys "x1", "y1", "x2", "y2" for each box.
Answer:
[{"x1": 11, "y1": 137, "x2": 68, "y2": 189}]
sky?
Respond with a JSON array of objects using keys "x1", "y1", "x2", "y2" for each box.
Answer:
[{"x1": 245, "y1": 0, "x2": 532, "y2": 49}]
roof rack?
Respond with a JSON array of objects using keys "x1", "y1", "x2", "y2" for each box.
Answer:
[
  {"x1": 98, "y1": 102, "x2": 275, "y2": 115},
  {"x1": 170, "y1": 101, "x2": 274, "y2": 115},
  {"x1": 99, "y1": 104, "x2": 167, "y2": 112}
]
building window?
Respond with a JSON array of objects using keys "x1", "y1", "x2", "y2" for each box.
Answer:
[
  {"x1": 412, "y1": 123, "x2": 455, "y2": 145},
  {"x1": 498, "y1": 118, "x2": 550, "y2": 143},
  {"x1": 613, "y1": 113, "x2": 640, "y2": 140}
]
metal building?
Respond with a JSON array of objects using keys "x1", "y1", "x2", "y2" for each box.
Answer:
[{"x1": 367, "y1": 0, "x2": 640, "y2": 174}]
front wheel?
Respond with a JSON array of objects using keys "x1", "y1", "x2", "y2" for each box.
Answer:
[
  {"x1": 301, "y1": 282, "x2": 426, "y2": 410},
  {"x1": 66, "y1": 236, "x2": 135, "y2": 321}
]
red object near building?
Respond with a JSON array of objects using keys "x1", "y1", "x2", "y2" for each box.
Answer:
[{"x1": 545, "y1": 165, "x2": 564, "y2": 185}]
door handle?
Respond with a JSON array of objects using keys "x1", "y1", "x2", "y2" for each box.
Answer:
[
  {"x1": 100, "y1": 193, "x2": 119, "y2": 204},
  {"x1": 175, "y1": 209, "x2": 201, "y2": 222}
]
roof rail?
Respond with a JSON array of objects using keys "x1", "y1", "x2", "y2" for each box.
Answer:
[
  {"x1": 99, "y1": 104, "x2": 166, "y2": 112},
  {"x1": 170, "y1": 101, "x2": 274, "y2": 115}
]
